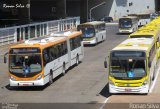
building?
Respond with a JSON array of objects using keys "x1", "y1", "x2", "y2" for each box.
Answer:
[{"x1": 0, "y1": 0, "x2": 159, "y2": 26}]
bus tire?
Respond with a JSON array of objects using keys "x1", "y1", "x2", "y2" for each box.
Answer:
[
  {"x1": 62, "y1": 63, "x2": 66, "y2": 76},
  {"x1": 76, "y1": 55, "x2": 79, "y2": 66},
  {"x1": 49, "y1": 71, "x2": 53, "y2": 85}
]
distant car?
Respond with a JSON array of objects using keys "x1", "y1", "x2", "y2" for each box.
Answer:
[{"x1": 101, "y1": 16, "x2": 113, "y2": 22}]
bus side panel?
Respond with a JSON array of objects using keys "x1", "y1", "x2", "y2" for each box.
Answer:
[
  {"x1": 102, "y1": 30, "x2": 107, "y2": 41},
  {"x1": 43, "y1": 54, "x2": 69, "y2": 83},
  {"x1": 149, "y1": 56, "x2": 157, "y2": 81},
  {"x1": 95, "y1": 30, "x2": 106, "y2": 43},
  {"x1": 80, "y1": 42, "x2": 84, "y2": 61},
  {"x1": 67, "y1": 39, "x2": 71, "y2": 68},
  {"x1": 70, "y1": 47, "x2": 82, "y2": 66}
]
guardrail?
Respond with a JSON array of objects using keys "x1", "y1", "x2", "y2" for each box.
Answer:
[{"x1": 0, "y1": 17, "x2": 80, "y2": 46}]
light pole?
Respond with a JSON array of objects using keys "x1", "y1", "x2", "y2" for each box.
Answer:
[
  {"x1": 87, "y1": 0, "x2": 89, "y2": 21},
  {"x1": 89, "y1": 2, "x2": 106, "y2": 22}
]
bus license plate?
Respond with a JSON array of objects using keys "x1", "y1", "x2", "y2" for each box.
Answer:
[
  {"x1": 125, "y1": 88, "x2": 131, "y2": 92},
  {"x1": 19, "y1": 83, "x2": 32, "y2": 86}
]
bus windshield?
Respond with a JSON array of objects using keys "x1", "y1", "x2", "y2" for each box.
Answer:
[
  {"x1": 119, "y1": 19, "x2": 132, "y2": 28},
  {"x1": 79, "y1": 27, "x2": 95, "y2": 38},
  {"x1": 110, "y1": 51, "x2": 146, "y2": 80},
  {"x1": 9, "y1": 48, "x2": 42, "y2": 77}
]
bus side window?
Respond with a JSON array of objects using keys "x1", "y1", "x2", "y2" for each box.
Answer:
[
  {"x1": 57, "y1": 44, "x2": 62, "y2": 57},
  {"x1": 64, "y1": 41, "x2": 68, "y2": 54},
  {"x1": 43, "y1": 49, "x2": 49, "y2": 66},
  {"x1": 70, "y1": 39, "x2": 73, "y2": 50}
]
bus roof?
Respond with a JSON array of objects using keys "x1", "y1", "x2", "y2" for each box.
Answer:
[
  {"x1": 10, "y1": 36, "x2": 67, "y2": 49},
  {"x1": 78, "y1": 21, "x2": 105, "y2": 26},
  {"x1": 10, "y1": 31, "x2": 82, "y2": 49},
  {"x1": 112, "y1": 38, "x2": 154, "y2": 52},
  {"x1": 129, "y1": 25, "x2": 160, "y2": 38},
  {"x1": 51, "y1": 31, "x2": 82, "y2": 39}
]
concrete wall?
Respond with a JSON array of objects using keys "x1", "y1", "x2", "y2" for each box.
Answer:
[{"x1": 88, "y1": 0, "x2": 155, "y2": 20}]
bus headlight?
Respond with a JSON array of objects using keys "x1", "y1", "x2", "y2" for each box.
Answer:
[
  {"x1": 143, "y1": 80, "x2": 148, "y2": 85},
  {"x1": 35, "y1": 74, "x2": 42, "y2": 80},
  {"x1": 10, "y1": 76, "x2": 16, "y2": 81},
  {"x1": 109, "y1": 80, "x2": 114, "y2": 85}
]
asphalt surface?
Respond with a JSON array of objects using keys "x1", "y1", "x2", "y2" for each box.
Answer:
[{"x1": 0, "y1": 23, "x2": 160, "y2": 109}]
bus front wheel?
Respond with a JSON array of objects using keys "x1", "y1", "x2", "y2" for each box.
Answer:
[
  {"x1": 49, "y1": 72, "x2": 53, "y2": 85},
  {"x1": 76, "y1": 55, "x2": 79, "y2": 66},
  {"x1": 62, "y1": 63, "x2": 66, "y2": 76}
]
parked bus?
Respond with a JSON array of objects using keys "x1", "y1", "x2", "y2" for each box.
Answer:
[
  {"x1": 77, "y1": 21, "x2": 106, "y2": 45},
  {"x1": 119, "y1": 16, "x2": 138, "y2": 33},
  {"x1": 4, "y1": 31, "x2": 84, "y2": 86},
  {"x1": 129, "y1": 16, "x2": 160, "y2": 54},
  {"x1": 128, "y1": 13, "x2": 151, "y2": 26},
  {"x1": 104, "y1": 37, "x2": 159, "y2": 94}
]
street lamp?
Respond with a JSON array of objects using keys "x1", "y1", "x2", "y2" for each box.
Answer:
[{"x1": 89, "y1": 2, "x2": 106, "y2": 22}]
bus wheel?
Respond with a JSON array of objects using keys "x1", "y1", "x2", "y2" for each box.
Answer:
[
  {"x1": 49, "y1": 72, "x2": 53, "y2": 85},
  {"x1": 62, "y1": 63, "x2": 66, "y2": 76},
  {"x1": 76, "y1": 55, "x2": 79, "y2": 66}
]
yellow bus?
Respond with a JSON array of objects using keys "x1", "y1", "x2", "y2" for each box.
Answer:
[
  {"x1": 104, "y1": 37, "x2": 159, "y2": 94},
  {"x1": 77, "y1": 21, "x2": 106, "y2": 45},
  {"x1": 129, "y1": 19, "x2": 160, "y2": 59},
  {"x1": 4, "y1": 31, "x2": 84, "y2": 87},
  {"x1": 119, "y1": 16, "x2": 139, "y2": 33}
]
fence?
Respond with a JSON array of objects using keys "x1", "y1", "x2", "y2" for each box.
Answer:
[{"x1": 0, "y1": 17, "x2": 80, "y2": 46}]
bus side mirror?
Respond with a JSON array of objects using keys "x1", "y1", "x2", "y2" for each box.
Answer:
[
  {"x1": 4, "y1": 52, "x2": 8, "y2": 64},
  {"x1": 4, "y1": 57, "x2": 7, "y2": 63},
  {"x1": 104, "y1": 58, "x2": 107, "y2": 68}
]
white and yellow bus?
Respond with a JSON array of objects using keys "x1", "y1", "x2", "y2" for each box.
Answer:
[
  {"x1": 4, "y1": 31, "x2": 84, "y2": 86},
  {"x1": 104, "y1": 37, "x2": 159, "y2": 94},
  {"x1": 119, "y1": 16, "x2": 139, "y2": 33},
  {"x1": 77, "y1": 21, "x2": 106, "y2": 45},
  {"x1": 128, "y1": 13, "x2": 151, "y2": 26}
]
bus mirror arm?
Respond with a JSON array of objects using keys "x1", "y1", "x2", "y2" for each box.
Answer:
[
  {"x1": 104, "y1": 57, "x2": 108, "y2": 68},
  {"x1": 148, "y1": 61, "x2": 151, "y2": 68},
  {"x1": 157, "y1": 42, "x2": 160, "y2": 47},
  {"x1": 4, "y1": 52, "x2": 8, "y2": 64}
]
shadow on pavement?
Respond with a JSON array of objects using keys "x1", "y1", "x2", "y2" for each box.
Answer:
[{"x1": 99, "y1": 83, "x2": 111, "y2": 98}]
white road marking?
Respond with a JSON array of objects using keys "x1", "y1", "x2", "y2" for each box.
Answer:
[
  {"x1": 149, "y1": 62, "x2": 160, "y2": 93},
  {"x1": 99, "y1": 98, "x2": 109, "y2": 109}
]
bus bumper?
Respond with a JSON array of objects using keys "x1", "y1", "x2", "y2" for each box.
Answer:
[
  {"x1": 119, "y1": 29, "x2": 133, "y2": 33},
  {"x1": 82, "y1": 39, "x2": 96, "y2": 45},
  {"x1": 109, "y1": 84, "x2": 149, "y2": 94},
  {"x1": 9, "y1": 78, "x2": 45, "y2": 86}
]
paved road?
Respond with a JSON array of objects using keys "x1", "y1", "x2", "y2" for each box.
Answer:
[{"x1": 0, "y1": 24, "x2": 159, "y2": 109}]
